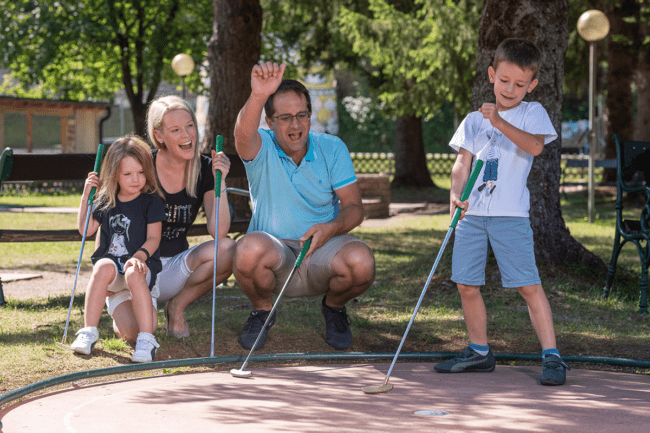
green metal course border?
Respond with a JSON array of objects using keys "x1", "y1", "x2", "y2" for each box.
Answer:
[{"x1": 2, "y1": 351, "x2": 649, "y2": 410}]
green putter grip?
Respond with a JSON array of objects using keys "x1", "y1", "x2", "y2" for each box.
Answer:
[
  {"x1": 88, "y1": 143, "x2": 105, "y2": 204},
  {"x1": 215, "y1": 135, "x2": 223, "y2": 197},
  {"x1": 295, "y1": 237, "x2": 313, "y2": 267},
  {"x1": 450, "y1": 159, "x2": 484, "y2": 228}
]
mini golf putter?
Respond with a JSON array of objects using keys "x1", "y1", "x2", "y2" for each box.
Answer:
[
  {"x1": 210, "y1": 135, "x2": 223, "y2": 358},
  {"x1": 362, "y1": 159, "x2": 484, "y2": 394},
  {"x1": 56, "y1": 144, "x2": 105, "y2": 351},
  {"x1": 230, "y1": 237, "x2": 313, "y2": 378}
]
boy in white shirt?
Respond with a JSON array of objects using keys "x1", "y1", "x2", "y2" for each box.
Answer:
[{"x1": 434, "y1": 38, "x2": 570, "y2": 386}]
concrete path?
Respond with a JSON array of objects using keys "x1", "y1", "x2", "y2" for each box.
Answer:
[{"x1": 1, "y1": 362, "x2": 648, "y2": 433}]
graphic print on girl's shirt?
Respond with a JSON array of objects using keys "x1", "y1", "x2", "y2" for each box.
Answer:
[{"x1": 107, "y1": 213, "x2": 131, "y2": 270}]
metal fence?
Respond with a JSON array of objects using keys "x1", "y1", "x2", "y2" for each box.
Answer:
[
  {"x1": 351, "y1": 152, "x2": 607, "y2": 184},
  {"x1": 351, "y1": 152, "x2": 456, "y2": 176}
]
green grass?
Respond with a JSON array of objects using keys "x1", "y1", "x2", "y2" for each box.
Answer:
[
  {"x1": 0, "y1": 187, "x2": 648, "y2": 404},
  {"x1": 0, "y1": 190, "x2": 82, "y2": 208}
]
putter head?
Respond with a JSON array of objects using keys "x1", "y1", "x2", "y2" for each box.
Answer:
[
  {"x1": 55, "y1": 342, "x2": 73, "y2": 351},
  {"x1": 362, "y1": 383, "x2": 394, "y2": 394},
  {"x1": 230, "y1": 368, "x2": 252, "y2": 378}
]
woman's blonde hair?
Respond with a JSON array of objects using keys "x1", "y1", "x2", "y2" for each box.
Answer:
[
  {"x1": 96, "y1": 135, "x2": 164, "y2": 211},
  {"x1": 146, "y1": 95, "x2": 201, "y2": 197}
]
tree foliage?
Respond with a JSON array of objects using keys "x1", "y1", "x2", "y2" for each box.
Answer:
[
  {"x1": 337, "y1": 0, "x2": 480, "y2": 118},
  {"x1": 335, "y1": 0, "x2": 481, "y2": 187},
  {"x1": 0, "y1": 0, "x2": 212, "y2": 136},
  {"x1": 258, "y1": 0, "x2": 367, "y2": 72}
]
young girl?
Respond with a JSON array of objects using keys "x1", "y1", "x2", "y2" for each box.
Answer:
[{"x1": 70, "y1": 136, "x2": 167, "y2": 363}]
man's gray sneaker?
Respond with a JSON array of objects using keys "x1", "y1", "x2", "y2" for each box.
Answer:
[
  {"x1": 238, "y1": 309, "x2": 276, "y2": 351},
  {"x1": 321, "y1": 296, "x2": 352, "y2": 350},
  {"x1": 434, "y1": 347, "x2": 495, "y2": 373},
  {"x1": 540, "y1": 354, "x2": 571, "y2": 386}
]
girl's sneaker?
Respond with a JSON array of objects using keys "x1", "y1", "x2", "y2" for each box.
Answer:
[
  {"x1": 70, "y1": 327, "x2": 99, "y2": 355},
  {"x1": 131, "y1": 332, "x2": 160, "y2": 363}
]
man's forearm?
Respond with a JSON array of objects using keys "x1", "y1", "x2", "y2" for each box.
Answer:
[
  {"x1": 330, "y1": 203, "x2": 365, "y2": 236},
  {"x1": 234, "y1": 94, "x2": 266, "y2": 144}
]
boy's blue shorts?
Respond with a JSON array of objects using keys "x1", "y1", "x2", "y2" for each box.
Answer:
[{"x1": 451, "y1": 215, "x2": 541, "y2": 288}]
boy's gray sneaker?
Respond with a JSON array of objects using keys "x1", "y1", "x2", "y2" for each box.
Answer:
[
  {"x1": 238, "y1": 309, "x2": 276, "y2": 351},
  {"x1": 540, "y1": 354, "x2": 571, "y2": 386},
  {"x1": 434, "y1": 347, "x2": 495, "y2": 373}
]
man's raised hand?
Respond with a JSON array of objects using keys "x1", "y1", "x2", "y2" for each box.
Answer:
[{"x1": 251, "y1": 62, "x2": 287, "y2": 97}]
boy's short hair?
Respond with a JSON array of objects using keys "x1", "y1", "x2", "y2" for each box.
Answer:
[
  {"x1": 265, "y1": 79, "x2": 312, "y2": 118},
  {"x1": 493, "y1": 38, "x2": 542, "y2": 79}
]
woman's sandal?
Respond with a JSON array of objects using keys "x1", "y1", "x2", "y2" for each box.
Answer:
[{"x1": 164, "y1": 300, "x2": 190, "y2": 338}]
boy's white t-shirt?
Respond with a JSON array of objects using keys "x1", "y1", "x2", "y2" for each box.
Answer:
[{"x1": 449, "y1": 101, "x2": 557, "y2": 217}]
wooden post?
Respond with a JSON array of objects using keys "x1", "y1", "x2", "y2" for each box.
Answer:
[
  {"x1": 61, "y1": 115, "x2": 67, "y2": 153},
  {"x1": 0, "y1": 112, "x2": 4, "y2": 150},
  {"x1": 26, "y1": 112, "x2": 33, "y2": 153}
]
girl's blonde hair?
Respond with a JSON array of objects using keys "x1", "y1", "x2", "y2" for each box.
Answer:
[
  {"x1": 96, "y1": 135, "x2": 164, "y2": 211},
  {"x1": 146, "y1": 95, "x2": 201, "y2": 197}
]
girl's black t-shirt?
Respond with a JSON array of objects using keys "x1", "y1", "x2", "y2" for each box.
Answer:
[{"x1": 91, "y1": 192, "x2": 166, "y2": 289}]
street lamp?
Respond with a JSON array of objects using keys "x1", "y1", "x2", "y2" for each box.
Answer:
[
  {"x1": 171, "y1": 53, "x2": 195, "y2": 99},
  {"x1": 577, "y1": 10, "x2": 609, "y2": 223}
]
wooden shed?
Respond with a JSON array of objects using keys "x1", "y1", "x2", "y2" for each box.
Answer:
[{"x1": 0, "y1": 96, "x2": 111, "y2": 154}]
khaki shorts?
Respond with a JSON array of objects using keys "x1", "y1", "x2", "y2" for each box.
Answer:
[{"x1": 255, "y1": 232, "x2": 369, "y2": 298}]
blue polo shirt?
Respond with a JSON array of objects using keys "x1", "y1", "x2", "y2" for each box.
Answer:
[{"x1": 243, "y1": 129, "x2": 357, "y2": 239}]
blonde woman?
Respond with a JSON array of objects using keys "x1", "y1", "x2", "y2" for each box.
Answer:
[
  {"x1": 146, "y1": 95, "x2": 235, "y2": 338},
  {"x1": 70, "y1": 136, "x2": 166, "y2": 363}
]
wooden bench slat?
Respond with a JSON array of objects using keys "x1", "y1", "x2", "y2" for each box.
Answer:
[
  {"x1": 0, "y1": 220, "x2": 250, "y2": 243},
  {"x1": 564, "y1": 158, "x2": 616, "y2": 169}
]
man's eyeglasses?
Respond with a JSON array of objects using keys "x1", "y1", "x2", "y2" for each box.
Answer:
[{"x1": 272, "y1": 111, "x2": 311, "y2": 126}]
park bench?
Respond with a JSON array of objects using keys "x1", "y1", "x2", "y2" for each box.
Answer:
[
  {"x1": 0, "y1": 147, "x2": 251, "y2": 305},
  {"x1": 559, "y1": 156, "x2": 617, "y2": 192},
  {"x1": 602, "y1": 135, "x2": 650, "y2": 314}
]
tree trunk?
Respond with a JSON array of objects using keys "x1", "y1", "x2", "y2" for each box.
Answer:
[
  {"x1": 206, "y1": 0, "x2": 262, "y2": 153},
  {"x1": 474, "y1": 0, "x2": 604, "y2": 270},
  {"x1": 392, "y1": 114, "x2": 435, "y2": 188},
  {"x1": 633, "y1": 19, "x2": 650, "y2": 142},
  {"x1": 206, "y1": 0, "x2": 262, "y2": 216},
  {"x1": 130, "y1": 99, "x2": 147, "y2": 138},
  {"x1": 603, "y1": 0, "x2": 639, "y2": 181}
]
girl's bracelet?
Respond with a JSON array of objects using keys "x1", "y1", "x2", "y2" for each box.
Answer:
[{"x1": 135, "y1": 247, "x2": 150, "y2": 261}]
